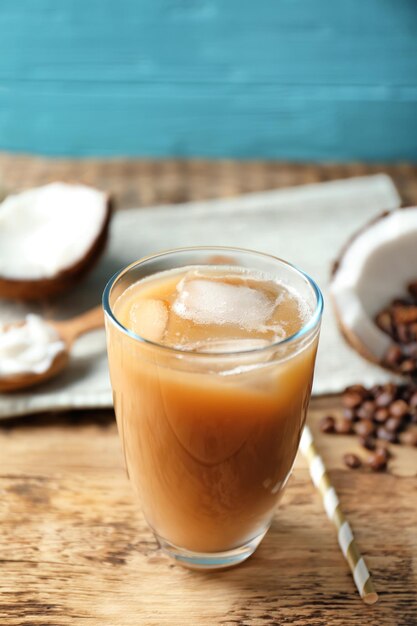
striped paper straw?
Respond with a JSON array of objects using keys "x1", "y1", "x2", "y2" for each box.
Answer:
[{"x1": 300, "y1": 425, "x2": 378, "y2": 605}]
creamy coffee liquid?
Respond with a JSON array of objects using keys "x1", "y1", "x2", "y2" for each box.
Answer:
[{"x1": 107, "y1": 266, "x2": 318, "y2": 553}]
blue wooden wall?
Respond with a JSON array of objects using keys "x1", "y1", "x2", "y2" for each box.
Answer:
[{"x1": 0, "y1": 0, "x2": 416, "y2": 160}]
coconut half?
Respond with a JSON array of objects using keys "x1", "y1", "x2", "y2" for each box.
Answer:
[
  {"x1": 0, "y1": 182, "x2": 112, "y2": 300},
  {"x1": 330, "y1": 207, "x2": 417, "y2": 369}
]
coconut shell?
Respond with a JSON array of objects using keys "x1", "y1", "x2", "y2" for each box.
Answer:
[
  {"x1": 0, "y1": 193, "x2": 112, "y2": 301},
  {"x1": 330, "y1": 206, "x2": 417, "y2": 374}
]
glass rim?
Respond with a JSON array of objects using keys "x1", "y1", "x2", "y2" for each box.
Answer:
[{"x1": 102, "y1": 246, "x2": 323, "y2": 356}]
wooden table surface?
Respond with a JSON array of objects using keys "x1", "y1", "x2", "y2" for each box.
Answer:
[{"x1": 0, "y1": 156, "x2": 416, "y2": 626}]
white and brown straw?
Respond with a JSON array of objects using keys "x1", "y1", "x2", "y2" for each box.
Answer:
[{"x1": 300, "y1": 425, "x2": 378, "y2": 605}]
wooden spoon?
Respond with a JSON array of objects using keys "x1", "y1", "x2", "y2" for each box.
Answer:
[{"x1": 0, "y1": 306, "x2": 104, "y2": 393}]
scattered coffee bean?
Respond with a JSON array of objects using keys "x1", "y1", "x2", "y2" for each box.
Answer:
[
  {"x1": 342, "y1": 392, "x2": 363, "y2": 409},
  {"x1": 335, "y1": 417, "x2": 353, "y2": 434},
  {"x1": 376, "y1": 426, "x2": 397, "y2": 443},
  {"x1": 354, "y1": 419, "x2": 375, "y2": 437},
  {"x1": 404, "y1": 341, "x2": 417, "y2": 358},
  {"x1": 375, "y1": 391, "x2": 394, "y2": 408},
  {"x1": 374, "y1": 407, "x2": 390, "y2": 423},
  {"x1": 400, "y1": 359, "x2": 416, "y2": 374},
  {"x1": 399, "y1": 386, "x2": 413, "y2": 403},
  {"x1": 389, "y1": 399, "x2": 409, "y2": 418},
  {"x1": 375, "y1": 311, "x2": 392, "y2": 334},
  {"x1": 359, "y1": 435, "x2": 376, "y2": 451},
  {"x1": 343, "y1": 407, "x2": 356, "y2": 420},
  {"x1": 409, "y1": 391, "x2": 417, "y2": 408},
  {"x1": 343, "y1": 453, "x2": 361, "y2": 469},
  {"x1": 384, "y1": 345, "x2": 403, "y2": 367},
  {"x1": 370, "y1": 384, "x2": 383, "y2": 397},
  {"x1": 375, "y1": 446, "x2": 390, "y2": 462},
  {"x1": 393, "y1": 305, "x2": 417, "y2": 325},
  {"x1": 366, "y1": 450, "x2": 387, "y2": 472},
  {"x1": 392, "y1": 298, "x2": 410, "y2": 307},
  {"x1": 319, "y1": 415, "x2": 335, "y2": 433},
  {"x1": 408, "y1": 280, "x2": 417, "y2": 300},
  {"x1": 356, "y1": 401, "x2": 376, "y2": 420},
  {"x1": 384, "y1": 416, "x2": 403, "y2": 433},
  {"x1": 321, "y1": 382, "x2": 417, "y2": 473},
  {"x1": 345, "y1": 384, "x2": 368, "y2": 397},
  {"x1": 397, "y1": 324, "x2": 411, "y2": 344}
]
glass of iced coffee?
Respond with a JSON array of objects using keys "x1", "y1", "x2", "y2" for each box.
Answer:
[{"x1": 103, "y1": 247, "x2": 323, "y2": 569}]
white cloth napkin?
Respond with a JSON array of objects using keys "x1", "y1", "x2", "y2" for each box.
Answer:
[{"x1": 0, "y1": 174, "x2": 401, "y2": 418}]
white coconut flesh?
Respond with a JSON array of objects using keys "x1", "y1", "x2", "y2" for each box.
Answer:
[
  {"x1": 331, "y1": 208, "x2": 417, "y2": 361},
  {"x1": 0, "y1": 183, "x2": 108, "y2": 280}
]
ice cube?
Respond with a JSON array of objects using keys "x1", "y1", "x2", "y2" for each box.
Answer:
[
  {"x1": 172, "y1": 277, "x2": 275, "y2": 331},
  {"x1": 129, "y1": 299, "x2": 168, "y2": 342}
]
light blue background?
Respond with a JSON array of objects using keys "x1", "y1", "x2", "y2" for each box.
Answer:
[{"x1": 0, "y1": 1, "x2": 416, "y2": 160}]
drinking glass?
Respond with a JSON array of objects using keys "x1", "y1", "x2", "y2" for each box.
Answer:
[{"x1": 103, "y1": 247, "x2": 323, "y2": 569}]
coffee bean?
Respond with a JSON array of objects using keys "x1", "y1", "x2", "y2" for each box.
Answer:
[
  {"x1": 335, "y1": 417, "x2": 353, "y2": 435},
  {"x1": 400, "y1": 359, "x2": 417, "y2": 374},
  {"x1": 343, "y1": 407, "x2": 356, "y2": 420},
  {"x1": 399, "y1": 384, "x2": 412, "y2": 401},
  {"x1": 319, "y1": 415, "x2": 335, "y2": 433},
  {"x1": 356, "y1": 401, "x2": 376, "y2": 420},
  {"x1": 375, "y1": 391, "x2": 395, "y2": 408},
  {"x1": 374, "y1": 407, "x2": 390, "y2": 423},
  {"x1": 359, "y1": 435, "x2": 376, "y2": 451},
  {"x1": 392, "y1": 298, "x2": 410, "y2": 307},
  {"x1": 383, "y1": 382, "x2": 398, "y2": 395},
  {"x1": 403, "y1": 342, "x2": 417, "y2": 358},
  {"x1": 337, "y1": 382, "x2": 417, "y2": 468},
  {"x1": 396, "y1": 323, "x2": 411, "y2": 344},
  {"x1": 384, "y1": 345, "x2": 403, "y2": 366},
  {"x1": 366, "y1": 450, "x2": 388, "y2": 472},
  {"x1": 389, "y1": 399, "x2": 409, "y2": 418},
  {"x1": 410, "y1": 325, "x2": 417, "y2": 340},
  {"x1": 376, "y1": 427, "x2": 397, "y2": 443},
  {"x1": 376, "y1": 288, "x2": 417, "y2": 376},
  {"x1": 385, "y1": 416, "x2": 403, "y2": 433},
  {"x1": 408, "y1": 280, "x2": 417, "y2": 300},
  {"x1": 343, "y1": 453, "x2": 361, "y2": 469},
  {"x1": 393, "y1": 305, "x2": 417, "y2": 325},
  {"x1": 375, "y1": 311, "x2": 392, "y2": 334},
  {"x1": 342, "y1": 392, "x2": 364, "y2": 409},
  {"x1": 399, "y1": 429, "x2": 417, "y2": 446},
  {"x1": 371, "y1": 384, "x2": 382, "y2": 393},
  {"x1": 375, "y1": 445, "x2": 390, "y2": 461},
  {"x1": 354, "y1": 419, "x2": 375, "y2": 437},
  {"x1": 345, "y1": 384, "x2": 368, "y2": 396},
  {"x1": 363, "y1": 400, "x2": 376, "y2": 413}
]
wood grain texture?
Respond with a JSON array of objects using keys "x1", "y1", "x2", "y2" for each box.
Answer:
[
  {"x1": 0, "y1": 399, "x2": 416, "y2": 626},
  {"x1": 0, "y1": 1, "x2": 416, "y2": 159},
  {"x1": 1, "y1": 154, "x2": 417, "y2": 209}
]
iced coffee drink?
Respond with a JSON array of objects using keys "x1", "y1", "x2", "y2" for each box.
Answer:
[{"x1": 104, "y1": 248, "x2": 322, "y2": 568}]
